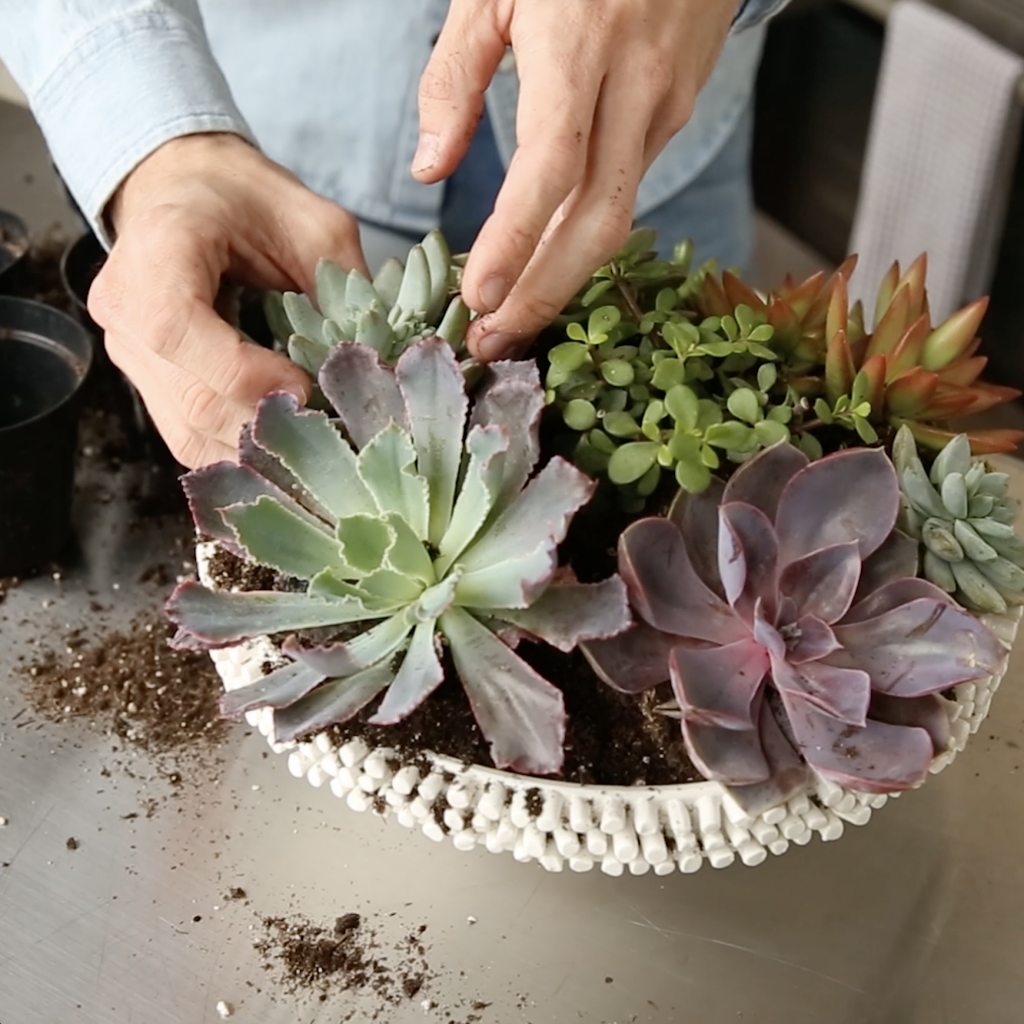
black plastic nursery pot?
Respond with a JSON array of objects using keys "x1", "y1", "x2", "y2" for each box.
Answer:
[
  {"x1": 59, "y1": 230, "x2": 105, "y2": 332},
  {"x1": 0, "y1": 297, "x2": 93, "y2": 577},
  {"x1": 0, "y1": 211, "x2": 30, "y2": 296}
]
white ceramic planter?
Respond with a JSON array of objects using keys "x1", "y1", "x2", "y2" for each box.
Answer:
[{"x1": 199, "y1": 544, "x2": 1020, "y2": 875}]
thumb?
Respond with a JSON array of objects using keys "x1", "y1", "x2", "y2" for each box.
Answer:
[{"x1": 413, "y1": 0, "x2": 506, "y2": 183}]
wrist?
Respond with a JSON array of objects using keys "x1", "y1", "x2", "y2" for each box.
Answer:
[{"x1": 107, "y1": 132, "x2": 257, "y2": 236}]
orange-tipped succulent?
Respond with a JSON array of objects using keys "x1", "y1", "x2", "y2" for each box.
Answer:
[
  {"x1": 698, "y1": 257, "x2": 861, "y2": 371},
  {"x1": 820, "y1": 255, "x2": 1022, "y2": 454}
]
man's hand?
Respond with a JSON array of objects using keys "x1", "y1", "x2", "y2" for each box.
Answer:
[
  {"x1": 414, "y1": 0, "x2": 738, "y2": 359},
  {"x1": 89, "y1": 133, "x2": 368, "y2": 468}
]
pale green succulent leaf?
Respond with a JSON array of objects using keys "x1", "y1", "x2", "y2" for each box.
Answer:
[
  {"x1": 929, "y1": 433, "x2": 972, "y2": 485},
  {"x1": 354, "y1": 305, "x2": 395, "y2": 357},
  {"x1": 273, "y1": 661, "x2": 395, "y2": 745},
  {"x1": 358, "y1": 567, "x2": 424, "y2": 604},
  {"x1": 453, "y1": 540, "x2": 554, "y2": 610},
  {"x1": 368, "y1": 619, "x2": 445, "y2": 724},
  {"x1": 978, "y1": 556, "x2": 1024, "y2": 598},
  {"x1": 953, "y1": 518, "x2": 998, "y2": 561},
  {"x1": 977, "y1": 472, "x2": 1010, "y2": 498},
  {"x1": 344, "y1": 267, "x2": 379, "y2": 311},
  {"x1": 283, "y1": 291, "x2": 325, "y2": 342},
  {"x1": 307, "y1": 568, "x2": 407, "y2": 613},
  {"x1": 437, "y1": 425, "x2": 509, "y2": 575},
  {"x1": 436, "y1": 295, "x2": 471, "y2": 352},
  {"x1": 222, "y1": 496, "x2": 347, "y2": 581},
  {"x1": 940, "y1": 473, "x2": 969, "y2": 519},
  {"x1": 382, "y1": 512, "x2": 435, "y2": 584},
  {"x1": 396, "y1": 339, "x2": 469, "y2": 546},
  {"x1": 395, "y1": 244, "x2": 432, "y2": 317},
  {"x1": 373, "y1": 257, "x2": 404, "y2": 311},
  {"x1": 315, "y1": 259, "x2": 350, "y2": 323},
  {"x1": 422, "y1": 229, "x2": 452, "y2": 323},
  {"x1": 336, "y1": 514, "x2": 393, "y2": 576},
  {"x1": 252, "y1": 395, "x2": 377, "y2": 521},
  {"x1": 951, "y1": 560, "x2": 1008, "y2": 614},
  {"x1": 264, "y1": 290, "x2": 292, "y2": 344},
  {"x1": 922, "y1": 549, "x2": 957, "y2": 592},
  {"x1": 356, "y1": 422, "x2": 430, "y2": 539},
  {"x1": 287, "y1": 334, "x2": 329, "y2": 377},
  {"x1": 411, "y1": 572, "x2": 461, "y2": 622}
]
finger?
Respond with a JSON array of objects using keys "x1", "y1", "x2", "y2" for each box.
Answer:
[
  {"x1": 459, "y1": 38, "x2": 602, "y2": 315},
  {"x1": 105, "y1": 333, "x2": 239, "y2": 468},
  {"x1": 466, "y1": 73, "x2": 650, "y2": 360},
  {"x1": 413, "y1": 0, "x2": 506, "y2": 183}
]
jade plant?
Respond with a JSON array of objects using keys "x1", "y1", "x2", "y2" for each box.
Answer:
[
  {"x1": 265, "y1": 229, "x2": 471, "y2": 376},
  {"x1": 582, "y1": 442, "x2": 1007, "y2": 810},
  {"x1": 166, "y1": 338, "x2": 629, "y2": 774},
  {"x1": 893, "y1": 425, "x2": 1024, "y2": 614},
  {"x1": 546, "y1": 236, "x2": 1022, "y2": 511}
]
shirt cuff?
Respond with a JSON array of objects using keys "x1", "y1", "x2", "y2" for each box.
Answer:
[
  {"x1": 732, "y1": 0, "x2": 793, "y2": 33},
  {"x1": 27, "y1": 8, "x2": 254, "y2": 247}
]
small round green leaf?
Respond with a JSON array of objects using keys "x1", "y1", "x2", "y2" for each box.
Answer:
[
  {"x1": 563, "y1": 398, "x2": 598, "y2": 432},
  {"x1": 608, "y1": 442, "x2": 660, "y2": 484},
  {"x1": 675, "y1": 457, "x2": 712, "y2": 493},
  {"x1": 664, "y1": 384, "x2": 700, "y2": 431},
  {"x1": 651, "y1": 357, "x2": 686, "y2": 391},
  {"x1": 601, "y1": 359, "x2": 635, "y2": 387},
  {"x1": 726, "y1": 388, "x2": 762, "y2": 425},
  {"x1": 754, "y1": 419, "x2": 790, "y2": 447},
  {"x1": 705, "y1": 420, "x2": 755, "y2": 450},
  {"x1": 603, "y1": 410, "x2": 642, "y2": 438}
]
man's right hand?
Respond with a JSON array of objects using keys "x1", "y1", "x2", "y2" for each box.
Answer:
[{"x1": 88, "y1": 132, "x2": 368, "y2": 468}]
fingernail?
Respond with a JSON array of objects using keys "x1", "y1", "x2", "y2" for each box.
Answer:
[
  {"x1": 282, "y1": 385, "x2": 307, "y2": 406},
  {"x1": 477, "y1": 275, "x2": 510, "y2": 314},
  {"x1": 412, "y1": 133, "x2": 441, "y2": 175},
  {"x1": 477, "y1": 332, "x2": 522, "y2": 362}
]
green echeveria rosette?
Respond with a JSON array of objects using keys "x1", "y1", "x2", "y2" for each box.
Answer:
[
  {"x1": 893, "y1": 425, "x2": 1024, "y2": 614},
  {"x1": 264, "y1": 229, "x2": 471, "y2": 380}
]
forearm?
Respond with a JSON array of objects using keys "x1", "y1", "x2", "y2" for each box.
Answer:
[{"x1": 0, "y1": 1, "x2": 253, "y2": 245}]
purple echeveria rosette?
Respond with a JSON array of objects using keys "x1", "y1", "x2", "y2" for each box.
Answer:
[{"x1": 583, "y1": 442, "x2": 1008, "y2": 811}]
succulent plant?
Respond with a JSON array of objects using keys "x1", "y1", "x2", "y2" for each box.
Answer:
[
  {"x1": 265, "y1": 229, "x2": 471, "y2": 376},
  {"x1": 893, "y1": 425, "x2": 1024, "y2": 615},
  {"x1": 544, "y1": 231, "x2": 811, "y2": 506},
  {"x1": 166, "y1": 338, "x2": 630, "y2": 774},
  {"x1": 818, "y1": 257, "x2": 1022, "y2": 454},
  {"x1": 582, "y1": 442, "x2": 1006, "y2": 810}
]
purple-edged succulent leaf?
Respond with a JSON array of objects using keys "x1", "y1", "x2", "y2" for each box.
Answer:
[
  {"x1": 721, "y1": 441, "x2": 808, "y2": 520},
  {"x1": 318, "y1": 341, "x2": 408, "y2": 447},
  {"x1": 458, "y1": 457, "x2": 595, "y2": 575},
  {"x1": 832, "y1": 597, "x2": 1007, "y2": 697},
  {"x1": 182, "y1": 462, "x2": 320, "y2": 550},
  {"x1": 785, "y1": 615, "x2": 841, "y2": 664},
  {"x1": 855, "y1": 529, "x2": 919, "y2": 602},
  {"x1": 777, "y1": 542, "x2": 861, "y2": 625},
  {"x1": 495, "y1": 578, "x2": 631, "y2": 652},
  {"x1": 395, "y1": 338, "x2": 468, "y2": 546},
  {"x1": 454, "y1": 541, "x2": 557, "y2": 610},
  {"x1": 727, "y1": 702, "x2": 810, "y2": 816},
  {"x1": 668, "y1": 480, "x2": 726, "y2": 598},
  {"x1": 682, "y1": 717, "x2": 770, "y2": 785},
  {"x1": 273, "y1": 661, "x2": 395, "y2": 744},
  {"x1": 368, "y1": 620, "x2": 445, "y2": 725},
  {"x1": 220, "y1": 660, "x2": 325, "y2": 717},
  {"x1": 581, "y1": 620, "x2": 684, "y2": 694},
  {"x1": 775, "y1": 448, "x2": 900, "y2": 565},
  {"x1": 618, "y1": 518, "x2": 749, "y2": 645},
  {"x1": 670, "y1": 639, "x2": 768, "y2": 729},
  {"x1": 769, "y1": 657, "x2": 870, "y2": 726},
  {"x1": 222, "y1": 496, "x2": 346, "y2": 581},
  {"x1": 251, "y1": 392, "x2": 377, "y2": 520},
  {"x1": 165, "y1": 581, "x2": 387, "y2": 648},
  {"x1": 869, "y1": 692, "x2": 951, "y2": 754},
  {"x1": 842, "y1": 576, "x2": 954, "y2": 624},
  {"x1": 440, "y1": 606, "x2": 566, "y2": 774},
  {"x1": 282, "y1": 614, "x2": 413, "y2": 678},
  {"x1": 718, "y1": 503, "x2": 778, "y2": 623},
  {"x1": 782, "y1": 693, "x2": 935, "y2": 792},
  {"x1": 468, "y1": 360, "x2": 545, "y2": 520}
]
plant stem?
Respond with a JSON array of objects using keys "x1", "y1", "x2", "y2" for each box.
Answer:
[
  {"x1": 612, "y1": 267, "x2": 645, "y2": 323},
  {"x1": 796, "y1": 418, "x2": 825, "y2": 433}
]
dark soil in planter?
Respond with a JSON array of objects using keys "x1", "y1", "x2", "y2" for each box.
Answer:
[{"x1": 207, "y1": 546, "x2": 703, "y2": 787}]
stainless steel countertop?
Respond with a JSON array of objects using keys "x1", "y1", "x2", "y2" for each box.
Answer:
[{"x1": 3, "y1": 446, "x2": 1024, "y2": 1024}]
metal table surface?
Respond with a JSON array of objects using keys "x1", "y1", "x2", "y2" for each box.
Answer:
[{"x1": 3, "y1": 442, "x2": 1024, "y2": 1024}]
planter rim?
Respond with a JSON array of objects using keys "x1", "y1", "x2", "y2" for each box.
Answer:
[
  {"x1": 0, "y1": 296, "x2": 94, "y2": 434},
  {"x1": 197, "y1": 543, "x2": 1021, "y2": 875}
]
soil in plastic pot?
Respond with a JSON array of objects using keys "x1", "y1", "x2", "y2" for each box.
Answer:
[{"x1": 0, "y1": 297, "x2": 93, "y2": 577}]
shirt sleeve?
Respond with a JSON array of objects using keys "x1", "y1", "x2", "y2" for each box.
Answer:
[
  {"x1": 0, "y1": 1, "x2": 254, "y2": 245},
  {"x1": 732, "y1": 0, "x2": 793, "y2": 33}
]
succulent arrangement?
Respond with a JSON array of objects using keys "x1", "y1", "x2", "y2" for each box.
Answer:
[
  {"x1": 543, "y1": 236, "x2": 1022, "y2": 510},
  {"x1": 582, "y1": 442, "x2": 1008, "y2": 810},
  {"x1": 166, "y1": 338, "x2": 629, "y2": 774},
  {"x1": 265, "y1": 229, "x2": 471, "y2": 377},
  {"x1": 167, "y1": 228, "x2": 1020, "y2": 823}
]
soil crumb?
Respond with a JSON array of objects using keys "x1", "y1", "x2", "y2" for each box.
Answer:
[{"x1": 21, "y1": 613, "x2": 229, "y2": 761}]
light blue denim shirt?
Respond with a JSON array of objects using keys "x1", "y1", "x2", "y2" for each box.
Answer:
[{"x1": 1, "y1": 1, "x2": 787, "y2": 247}]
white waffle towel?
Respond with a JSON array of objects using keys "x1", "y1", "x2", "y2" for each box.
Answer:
[{"x1": 848, "y1": 0, "x2": 1023, "y2": 322}]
